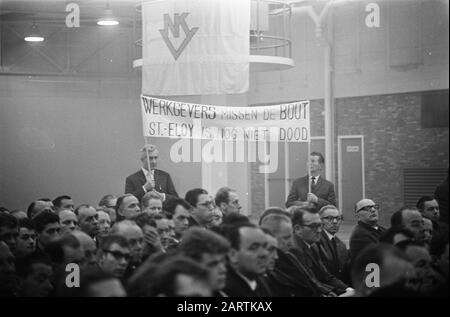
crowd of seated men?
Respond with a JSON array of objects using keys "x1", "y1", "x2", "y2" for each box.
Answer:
[{"x1": 0, "y1": 189, "x2": 448, "y2": 297}]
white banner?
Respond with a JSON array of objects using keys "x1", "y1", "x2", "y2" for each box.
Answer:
[
  {"x1": 142, "y1": 0, "x2": 250, "y2": 96},
  {"x1": 141, "y1": 95, "x2": 310, "y2": 143}
]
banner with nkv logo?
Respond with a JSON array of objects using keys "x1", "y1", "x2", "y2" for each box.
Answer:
[{"x1": 142, "y1": 0, "x2": 250, "y2": 96}]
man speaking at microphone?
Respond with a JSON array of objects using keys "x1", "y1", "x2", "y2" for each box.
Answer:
[{"x1": 125, "y1": 144, "x2": 179, "y2": 202}]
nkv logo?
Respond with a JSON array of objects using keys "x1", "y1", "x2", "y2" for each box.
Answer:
[{"x1": 159, "y1": 13, "x2": 199, "y2": 60}]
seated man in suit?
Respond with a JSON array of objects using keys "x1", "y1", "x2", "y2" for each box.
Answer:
[
  {"x1": 185, "y1": 188, "x2": 214, "y2": 229},
  {"x1": 221, "y1": 223, "x2": 272, "y2": 297},
  {"x1": 125, "y1": 144, "x2": 178, "y2": 202},
  {"x1": 286, "y1": 152, "x2": 336, "y2": 209},
  {"x1": 260, "y1": 211, "x2": 330, "y2": 297},
  {"x1": 290, "y1": 206, "x2": 354, "y2": 296},
  {"x1": 390, "y1": 206, "x2": 425, "y2": 244},
  {"x1": 349, "y1": 199, "x2": 386, "y2": 260},
  {"x1": 317, "y1": 205, "x2": 350, "y2": 284},
  {"x1": 416, "y1": 196, "x2": 449, "y2": 248}
]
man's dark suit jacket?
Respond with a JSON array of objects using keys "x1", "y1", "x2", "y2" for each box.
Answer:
[
  {"x1": 223, "y1": 266, "x2": 272, "y2": 297},
  {"x1": 434, "y1": 177, "x2": 449, "y2": 224},
  {"x1": 285, "y1": 175, "x2": 336, "y2": 208},
  {"x1": 265, "y1": 248, "x2": 328, "y2": 297},
  {"x1": 289, "y1": 237, "x2": 348, "y2": 295},
  {"x1": 349, "y1": 221, "x2": 386, "y2": 260},
  {"x1": 125, "y1": 169, "x2": 178, "y2": 202},
  {"x1": 317, "y1": 231, "x2": 350, "y2": 284}
]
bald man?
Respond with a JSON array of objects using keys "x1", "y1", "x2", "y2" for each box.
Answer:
[{"x1": 349, "y1": 199, "x2": 386, "y2": 260}]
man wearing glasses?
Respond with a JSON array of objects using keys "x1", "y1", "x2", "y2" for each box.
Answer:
[
  {"x1": 349, "y1": 199, "x2": 386, "y2": 261},
  {"x1": 97, "y1": 235, "x2": 131, "y2": 279},
  {"x1": 185, "y1": 188, "x2": 215, "y2": 229},
  {"x1": 317, "y1": 205, "x2": 350, "y2": 283},
  {"x1": 290, "y1": 207, "x2": 353, "y2": 297}
]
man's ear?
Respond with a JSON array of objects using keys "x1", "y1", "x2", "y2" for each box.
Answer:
[
  {"x1": 219, "y1": 202, "x2": 227, "y2": 211},
  {"x1": 228, "y1": 249, "x2": 238, "y2": 266},
  {"x1": 293, "y1": 224, "x2": 301, "y2": 235}
]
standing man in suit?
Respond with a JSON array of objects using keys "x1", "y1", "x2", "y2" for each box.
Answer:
[
  {"x1": 286, "y1": 152, "x2": 336, "y2": 209},
  {"x1": 125, "y1": 144, "x2": 178, "y2": 202},
  {"x1": 317, "y1": 205, "x2": 350, "y2": 284}
]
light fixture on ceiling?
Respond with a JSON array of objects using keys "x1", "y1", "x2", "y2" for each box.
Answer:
[
  {"x1": 97, "y1": 1, "x2": 119, "y2": 26},
  {"x1": 24, "y1": 22, "x2": 44, "y2": 42}
]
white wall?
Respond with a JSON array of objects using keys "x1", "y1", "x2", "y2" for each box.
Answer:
[{"x1": 248, "y1": 0, "x2": 449, "y2": 104}]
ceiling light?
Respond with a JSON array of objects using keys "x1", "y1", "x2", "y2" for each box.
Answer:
[
  {"x1": 24, "y1": 23, "x2": 44, "y2": 42},
  {"x1": 97, "y1": 9, "x2": 119, "y2": 26}
]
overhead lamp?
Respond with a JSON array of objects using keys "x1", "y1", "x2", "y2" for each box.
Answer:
[
  {"x1": 97, "y1": 8, "x2": 119, "y2": 26},
  {"x1": 24, "y1": 23, "x2": 44, "y2": 42}
]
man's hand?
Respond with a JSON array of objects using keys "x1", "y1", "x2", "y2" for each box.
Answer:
[
  {"x1": 143, "y1": 180, "x2": 155, "y2": 192},
  {"x1": 143, "y1": 226, "x2": 163, "y2": 252},
  {"x1": 338, "y1": 288, "x2": 355, "y2": 297},
  {"x1": 307, "y1": 193, "x2": 318, "y2": 203}
]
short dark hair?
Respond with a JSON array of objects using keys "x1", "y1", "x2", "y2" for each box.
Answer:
[
  {"x1": 416, "y1": 196, "x2": 435, "y2": 212},
  {"x1": 291, "y1": 206, "x2": 318, "y2": 226},
  {"x1": 45, "y1": 234, "x2": 80, "y2": 264},
  {"x1": 134, "y1": 213, "x2": 158, "y2": 229},
  {"x1": 26, "y1": 202, "x2": 38, "y2": 219},
  {"x1": 52, "y1": 195, "x2": 72, "y2": 209},
  {"x1": 179, "y1": 228, "x2": 230, "y2": 261},
  {"x1": 185, "y1": 188, "x2": 208, "y2": 208},
  {"x1": 32, "y1": 211, "x2": 59, "y2": 233},
  {"x1": 259, "y1": 207, "x2": 290, "y2": 225},
  {"x1": 115, "y1": 194, "x2": 136, "y2": 220},
  {"x1": 18, "y1": 218, "x2": 34, "y2": 231},
  {"x1": 148, "y1": 256, "x2": 210, "y2": 297},
  {"x1": 390, "y1": 206, "x2": 417, "y2": 228},
  {"x1": 222, "y1": 212, "x2": 250, "y2": 226},
  {"x1": 98, "y1": 234, "x2": 129, "y2": 251},
  {"x1": 163, "y1": 198, "x2": 192, "y2": 216},
  {"x1": 15, "y1": 252, "x2": 52, "y2": 278},
  {"x1": 220, "y1": 222, "x2": 257, "y2": 250},
  {"x1": 0, "y1": 212, "x2": 18, "y2": 229},
  {"x1": 215, "y1": 187, "x2": 234, "y2": 207},
  {"x1": 310, "y1": 152, "x2": 324, "y2": 164}
]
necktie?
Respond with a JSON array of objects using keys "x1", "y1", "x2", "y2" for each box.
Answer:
[
  {"x1": 148, "y1": 170, "x2": 155, "y2": 187},
  {"x1": 311, "y1": 177, "x2": 316, "y2": 191},
  {"x1": 330, "y1": 237, "x2": 339, "y2": 262}
]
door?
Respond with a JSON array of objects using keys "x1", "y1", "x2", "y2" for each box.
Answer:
[{"x1": 338, "y1": 136, "x2": 365, "y2": 224}]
